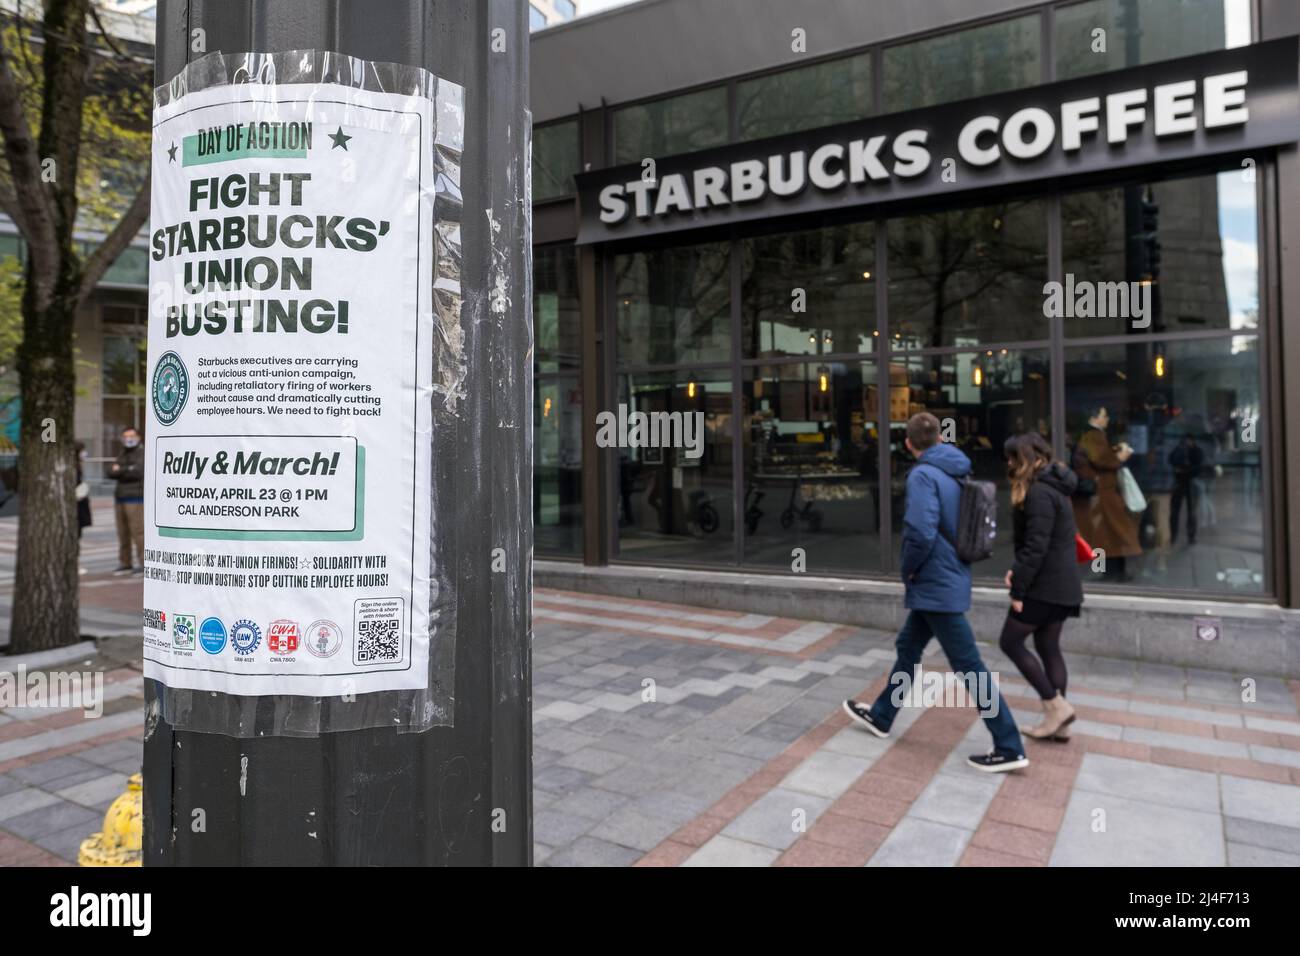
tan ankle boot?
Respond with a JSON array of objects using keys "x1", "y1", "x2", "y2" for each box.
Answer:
[{"x1": 1022, "y1": 693, "x2": 1076, "y2": 739}]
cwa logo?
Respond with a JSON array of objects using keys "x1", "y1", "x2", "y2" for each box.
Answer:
[{"x1": 50, "y1": 886, "x2": 151, "y2": 936}]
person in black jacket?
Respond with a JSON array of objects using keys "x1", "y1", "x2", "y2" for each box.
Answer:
[{"x1": 999, "y1": 432, "x2": 1085, "y2": 740}]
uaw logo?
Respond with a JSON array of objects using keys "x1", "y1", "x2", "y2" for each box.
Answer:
[
  {"x1": 305, "y1": 619, "x2": 343, "y2": 659},
  {"x1": 267, "y1": 619, "x2": 300, "y2": 655},
  {"x1": 143, "y1": 608, "x2": 166, "y2": 631},
  {"x1": 230, "y1": 619, "x2": 261, "y2": 656},
  {"x1": 151, "y1": 351, "x2": 189, "y2": 426}
]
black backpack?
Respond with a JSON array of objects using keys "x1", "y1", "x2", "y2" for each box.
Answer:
[{"x1": 919, "y1": 463, "x2": 998, "y2": 563}]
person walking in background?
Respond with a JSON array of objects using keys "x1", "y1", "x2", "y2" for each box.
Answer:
[
  {"x1": 1072, "y1": 405, "x2": 1141, "y2": 581},
  {"x1": 843, "y1": 412, "x2": 1028, "y2": 773},
  {"x1": 74, "y1": 440, "x2": 93, "y2": 576},
  {"x1": 108, "y1": 426, "x2": 145, "y2": 575},
  {"x1": 999, "y1": 433, "x2": 1084, "y2": 740},
  {"x1": 1169, "y1": 433, "x2": 1204, "y2": 546},
  {"x1": 1143, "y1": 430, "x2": 1175, "y2": 574}
]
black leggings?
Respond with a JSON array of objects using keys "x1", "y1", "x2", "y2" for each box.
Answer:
[{"x1": 998, "y1": 614, "x2": 1068, "y2": 701}]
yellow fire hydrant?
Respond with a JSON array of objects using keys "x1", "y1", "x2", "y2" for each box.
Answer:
[{"x1": 78, "y1": 773, "x2": 142, "y2": 867}]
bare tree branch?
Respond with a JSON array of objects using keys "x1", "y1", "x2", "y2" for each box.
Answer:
[
  {"x1": 86, "y1": 0, "x2": 129, "y2": 60},
  {"x1": 0, "y1": 24, "x2": 58, "y2": 302},
  {"x1": 78, "y1": 166, "x2": 149, "y2": 302}
]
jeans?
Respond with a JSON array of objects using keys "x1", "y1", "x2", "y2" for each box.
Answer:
[{"x1": 868, "y1": 609, "x2": 1024, "y2": 757}]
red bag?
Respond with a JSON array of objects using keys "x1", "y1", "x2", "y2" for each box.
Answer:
[{"x1": 1075, "y1": 533, "x2": 1095, "y2": 563}]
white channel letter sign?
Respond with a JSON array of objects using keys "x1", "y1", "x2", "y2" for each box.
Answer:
[
  {"x1": 596, "y1": 70, "x2": 1250, "y2": 224},
  {"x1": 143, "y1": 80, "x2": 434, "y2": 696}
]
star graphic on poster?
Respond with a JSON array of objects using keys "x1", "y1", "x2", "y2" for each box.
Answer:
[
  {"x1": 167, "y1": 141, "x2": 177, "y2": 163},
  {"x1": 329, "y1": 126, "x2": 352, "y2": 150}
]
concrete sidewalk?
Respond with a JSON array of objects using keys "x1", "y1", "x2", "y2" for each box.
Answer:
[{"x1": 2, "y1": 511, "x2": 1298, "y2": 865}]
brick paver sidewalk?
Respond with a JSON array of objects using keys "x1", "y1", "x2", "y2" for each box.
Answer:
[
  {"x1": 532, "y1": 590, "x2": 1300, "y2": 866},
  {"x1": 3, "y1": 508, "x2": 1298, "y2": 865}
]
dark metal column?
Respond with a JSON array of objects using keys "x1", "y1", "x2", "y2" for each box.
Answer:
[{"x1": 143, "y1": 0, "x2": 532, "y2": 865}]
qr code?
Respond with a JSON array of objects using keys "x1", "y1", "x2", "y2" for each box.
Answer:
[{"x1": 355, "y1": 618, "x2": 401, "y2": 662}]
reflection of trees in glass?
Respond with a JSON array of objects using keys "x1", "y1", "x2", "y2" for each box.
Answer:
[
  {"x1": 1055, "y1": 0, "x2": 1230, "y2": 80},
  {"x1": 533, "y1": 245, "x2": 580, "y2": 370},
  {"x1": 533, "y1": 120, "x2": 579, "y2": 201},
  {"x1": 614, "y1": 244, "x2": 730, "y2": 366},
  {"x1": 883, "y1": 16, "x2": 1039, "y2": 112},
  {"x1": 887, "y1": 202, "x2": 1047, "y2": 348},
  {"x1": 613, "y1": 88, "x2": 728, "y2": 165},
  {"x1": 1062, "y1": 176, "x2": 1234, "y2": 335},
  {"x1": 739, "y1": 225, "x2": 874, "y2": 357},
  {"x1": 737, "y1": 55, "x2": 871, "y2": 141}
]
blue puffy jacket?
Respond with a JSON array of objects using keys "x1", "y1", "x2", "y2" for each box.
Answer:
[{"x1": 899, "y1": 442, "x2": 973, "y2": 612}]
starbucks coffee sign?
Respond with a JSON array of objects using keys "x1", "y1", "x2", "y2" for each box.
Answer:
[{"x1": 576, "y1": 38, "x2": 1299, "y2": 244}]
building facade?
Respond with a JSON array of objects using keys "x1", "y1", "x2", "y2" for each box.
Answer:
[
  {"x1": 530, "y1": 0, "x2": 579, "y2": 31},
  {"x1": 529, "y1": 0, "x2": 1300, "y2": 676}
]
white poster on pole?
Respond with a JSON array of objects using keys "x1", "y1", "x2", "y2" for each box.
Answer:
[{"x1": 142, "y1": 80, "x2": 434, "y2": 696}]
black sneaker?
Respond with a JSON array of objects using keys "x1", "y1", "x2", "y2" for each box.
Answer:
[
  {"x1": 112, "y1": 565, "x2": 132, "y2": 575},
  {"x1": 842, "y1": 700, "x2": 889, "y2": 738},
  {"x1": 967, "y1": 750, "x2": 1029, "y2": 773}
]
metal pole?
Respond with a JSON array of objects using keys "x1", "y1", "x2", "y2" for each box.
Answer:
[{"x1": 143, "y1": 0, "x2": 532, "y2": 866}]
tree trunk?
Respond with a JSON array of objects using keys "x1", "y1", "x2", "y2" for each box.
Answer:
[{"x1": 8, "y1": 276, "x2": 80, "y2": 653}]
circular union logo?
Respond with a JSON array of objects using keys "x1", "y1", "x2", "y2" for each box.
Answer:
[
  {"x1": 151, "y1": 351, "x2": 189, "y2": 425},
  {"x1": 230, "y1": 619, "x2": 262, "y2": 656},
  {"x1": 198, "y1": 617, "x2": 227, "y2": 654},
  {"x1": 305, "y1": 620, "x2": 343, "y2": 659}
]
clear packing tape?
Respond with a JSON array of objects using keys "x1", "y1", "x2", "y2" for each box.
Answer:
[{"x1": 148, "y1": 50, "x2": 468, "y2": 736}]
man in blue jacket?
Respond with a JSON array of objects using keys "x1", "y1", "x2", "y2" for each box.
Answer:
[{"x1": 843, "y1": 412, "x2": 1027, "y2": 773}]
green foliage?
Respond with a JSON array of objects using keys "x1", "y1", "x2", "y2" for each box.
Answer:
[
  {"x1": 0, "y1": 255, "x2": 19, "y2": 373},
  {"x1": 0, "y1": 8, "x2": 152, "y2": 233}
]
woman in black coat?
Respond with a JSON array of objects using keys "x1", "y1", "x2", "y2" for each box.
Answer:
[{"x1": 1000, "y1": 432, "x2": 1084, "y2": 740}]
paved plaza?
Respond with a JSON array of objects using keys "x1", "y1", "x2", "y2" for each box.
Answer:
[{"x1": 2, "y1": 503, "x2": 1299, "y2": 865}]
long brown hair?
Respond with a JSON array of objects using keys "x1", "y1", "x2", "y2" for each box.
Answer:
[{"x1": 1004, "y1": 432, "x2": 1055, "y2": 507}]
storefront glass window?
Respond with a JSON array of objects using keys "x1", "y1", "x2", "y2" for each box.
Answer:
[
  {"x1": 742, "y1": 361, "x2": 882, "y2": 572},
  {"x1": 614, "y1": 242, "x2": 731, "y2": 366},
  {"x1": 1055, "y1": 0, "x2": 1251, "y2": 80},
  {"x1": 737, "y1": 53, "x2": 872, "y2": 141},
  {"x1": 534, "y1": 243, "x2": 581, "y2": 372},
  {"x1": 613, "y1": 87, "x2": 728, "y2": 165},
  {"x1": 740, "y1": 222, "x2": 876, "y2": 358},
  {"x1": 1064, "y1": 335, "x2": 1262, "y2": 594},
  {"x1": 614, "y1": 368, "x2": 735, "y2": 566},
  {"x1": 99, "y1": 304, "x2": 147, "y2": 470},
  {"x1": 100, "y1": 245, "x2": 149, "y2": 286},
  {"x1": 534, "y1": 119, "x2": 579, "y2": 202},
  {"x1": 1062, "y1": 172, "x2": 1257, "y2": 338},
  {"x1": 887, "y1": 200, "x2": 1049, "y2": 349},
  {"x1": 535, "y1": 242, "x2": 583, "y2": 557},
  {"x1": 887, "y1": 349, "x2": 1052, "y2": 577},
  {"x1": 883, "y1": 15, "x2": 1041, "y2": 112},
  {"x1": 535, "y1": 375, "x2": 583, "y2": 557}
]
